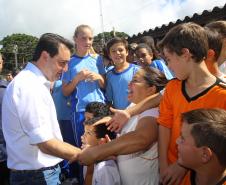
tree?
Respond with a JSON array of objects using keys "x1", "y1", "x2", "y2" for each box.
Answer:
[
  {"x1": 93, "y1": 31, "x2": 129, "y2": 53},
  {"x1": 0, "y1": 34, "x2": 38, "y2": 70}
]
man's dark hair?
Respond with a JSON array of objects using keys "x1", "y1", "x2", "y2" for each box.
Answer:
[
  {"x1": 32, "y1": 33, "x2": 74, "y2": 61},
  {"x1": 137, "y1": 67, "x2": 168, "y2": 92},
  {"x1": 84, "y1": 116, "x2": 116, "y2": 140},
  {"x1": 158, "y1": 22, "x2": 208, "y2": 63},
  {"x1": 181, "y1": 108, "x2": 226, "y2": 166}
]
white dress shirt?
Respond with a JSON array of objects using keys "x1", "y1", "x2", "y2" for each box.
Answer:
[{"x1": 2, "y1": 62, "x2": 63, "y2": 170}]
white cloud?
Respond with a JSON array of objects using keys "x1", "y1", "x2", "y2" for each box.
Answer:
[{"x1": 0, "y1": 0, "x2": 225, "y2": 40}]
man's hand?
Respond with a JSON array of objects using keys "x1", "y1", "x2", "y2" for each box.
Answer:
[
  {"x1": 106, "y1": 107, "x2": 130, "y2": 132},
  {"x1": 160, "y1": 162, "x2": 187, "y2": 185}
]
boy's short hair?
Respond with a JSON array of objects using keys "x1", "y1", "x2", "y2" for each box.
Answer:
[
  {"x1": 205, "y1": 21, "x2": 226, "y2": 39},
  {"x1": 158, "y1": 22, "x2": 208, "y2": 63},
  {"x1": 181, "y1": 108, "x2": 226, "y2": 166},
  {"x1": 85, "y1": 102, "x2": 112, "y2": 117},
  {"x1": 204, "y1": 26, "x2": 222, "y2": 60},
  {"x1": 84, "y1": 116, "x2": 116, "y2": 140},
  {"x1": 106, "y1": 37, "x2": 128, "y2": 55}
]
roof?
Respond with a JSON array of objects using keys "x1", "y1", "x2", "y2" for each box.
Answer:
[{"x1": 128, "y1": 3, "x2": 226, "y2": 42}]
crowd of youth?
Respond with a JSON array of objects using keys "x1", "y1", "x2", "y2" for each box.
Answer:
[{"x1": 0, "y1": 20, "x2": 225, "y2": 185}]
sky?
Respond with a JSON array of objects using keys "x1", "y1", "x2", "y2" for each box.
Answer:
[{"x1": 0, "y1": 0, "x2": 225, "y2": 41}]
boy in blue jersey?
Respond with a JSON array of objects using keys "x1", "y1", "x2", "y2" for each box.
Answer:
[{"x1": 105, "y1": 37, "x2": 139, "y2": 109}]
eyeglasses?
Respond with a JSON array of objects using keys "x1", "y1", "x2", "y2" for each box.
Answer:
[{"x1": 130, "y1": 79, "x2": 146, "y2": 84}]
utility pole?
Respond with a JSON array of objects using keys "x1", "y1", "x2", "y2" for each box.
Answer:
[
  {"x1": 99, "y1": 0, "x2": 105, "y2": 47},
  {"x1": 13, "y1": 44, "x2": 18, "y2": 69},
  {"x1": 113, "y1": 27, "x2": 116, "y2": 37}
]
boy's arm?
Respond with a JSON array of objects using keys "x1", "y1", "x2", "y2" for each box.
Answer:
[
  {"x1": 84, "y1": 165, "x2": 94, "y2": 185},
  {"x1": 107, "y1": 92, "x2": 162, "y2": 132},
  {"x1": 158, "y1": 125, "x2": 171, "y2": 179}
]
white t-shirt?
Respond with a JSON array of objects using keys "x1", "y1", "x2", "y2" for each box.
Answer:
[
  {"x1": 117, "y1": 107, "x2": 159, "y2": 185},
  {"x1": 2, "y1": 63, "x2": 63, "y2": 170},
  {"x1": 92, "y1": 160, "x2": 121, "y2": 185}
]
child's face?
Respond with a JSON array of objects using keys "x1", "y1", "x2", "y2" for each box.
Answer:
[
  {"x1": 135, "y1": 48, "x2": 153, "y2": 66},
  {"x1": 163, "y1": 48, "x2": 189, "y2": 80},
  {"x1": 74, "y1": 27, "x2": 93, "y2": 53},
  {"x1": 177, "y1": 122, "x2": 201, "y2": 169},
  {"x1": 82, "y1": 125, "x2": 99, "y2": 147},
  {"x1": 109, "y1": 43, "x2": 128, "y2": 66}
]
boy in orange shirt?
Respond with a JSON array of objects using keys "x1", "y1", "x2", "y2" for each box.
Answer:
[
  {"x1": 157, "y1": 22, "x2": 226, "y2": 185},
  {"x1": 177, "y1": 108, "x2": 226, "y2": 185}
]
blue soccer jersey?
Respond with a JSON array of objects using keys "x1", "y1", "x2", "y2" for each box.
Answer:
[
  {"x1": 63, "y1": 54, "x2": 106, "y2": 112},
  {"x1": 106, "y1": 63, "x2": 139, "y2": 109},
  {"x1": 150, "y1": 59, "x2": 174, "y2": 80}
]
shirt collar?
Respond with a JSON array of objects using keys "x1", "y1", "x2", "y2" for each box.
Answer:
[{"x1": 25, "y1": 62, "x2": 52, "y2": 90}]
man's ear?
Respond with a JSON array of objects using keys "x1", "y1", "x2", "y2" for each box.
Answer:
[
  {"x1": 41, "y1": 51, "x2": 49, "y2": 61},
  {"x1": 201, "y1": 147, "x2": 213, "y2": 163}
]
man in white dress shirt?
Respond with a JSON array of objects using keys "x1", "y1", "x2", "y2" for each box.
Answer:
[{"x1": 2, "y1": 33, "x2": 81, "y2": 185}]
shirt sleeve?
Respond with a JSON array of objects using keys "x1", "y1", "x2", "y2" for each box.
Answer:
[
  {"x1": 139, "y1": 108, "x2": 159, "y2": 119},
  {"x1": 157, "y1": 81, "x2": 174, "y2": 129},
  {"x1": 15, "y1": 83, "x2": 55, "y2": 144}
]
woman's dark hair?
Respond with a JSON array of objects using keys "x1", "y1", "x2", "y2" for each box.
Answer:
[{"x1": 138, "y1": 67, "x2": 168, "y2": 92}]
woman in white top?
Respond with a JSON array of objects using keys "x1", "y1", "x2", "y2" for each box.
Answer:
[
  {"x1": 77, "y1": 67, "x2": 168, "y2": 185},
  {"x1": 117, "y1": 67, "x2": 168, "y2": 185}
]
